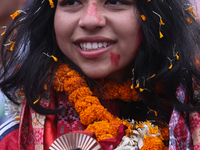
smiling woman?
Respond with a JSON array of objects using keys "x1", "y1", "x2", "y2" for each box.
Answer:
[
  {"x1": 54, "y1": 0, "x2": 141, "y2": 81},
  {"x1": 1, "y1": 0, "x2": 200, "y2": 150}
]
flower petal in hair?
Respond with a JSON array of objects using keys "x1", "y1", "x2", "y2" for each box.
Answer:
[
  {"x1": 167, "y1": 57, "x2": 173, "y2": 69},
  {"x1": 152, "y1": 11, "x2": 165, "y2": 38},
  {"x1": 43, "y1": 52, "x2": 58, "y2": 62},
  {"x1": 33, "y1": 98, "x2": 39, "y2": 104},
  {"x1": 48, "y1": 0, "x2": 55, "y2": 8},
  {"x1": 4, "y1": 40, "x2": 15, "y2": 51},
  {"x1": 141, "y1": 15, "x2": 146, "y2": 21},
  {"x1": 1, "y1": 26, "x2": 6, "y2": 36},
  {"x1": 10, "y1": 10, "x2": 26, "y2": 20}
]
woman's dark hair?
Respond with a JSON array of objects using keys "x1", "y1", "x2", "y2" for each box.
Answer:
[{"x1": 1, "y1": 0, "x2": 200, "y2": 118}]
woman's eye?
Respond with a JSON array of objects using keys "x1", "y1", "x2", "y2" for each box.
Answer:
[{"x1": 61, "y1": 0, "x2": 80, "y2": 5}]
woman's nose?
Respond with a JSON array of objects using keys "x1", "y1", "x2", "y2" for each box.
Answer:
[{"x1": 78, "y1": 2, "x2": 106, "y2": 31}]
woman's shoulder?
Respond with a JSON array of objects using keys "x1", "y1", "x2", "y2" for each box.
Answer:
[{"x1": 0, "y1": 117, "x2": 19, "y2": 150}]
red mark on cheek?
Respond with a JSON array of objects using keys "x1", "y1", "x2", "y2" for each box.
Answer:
[
  {"x1": 132, "y1": 26, "x2": 142, "y2": 55},
  {"x1": 110, "y1": 52, "x2": 120, "y2": 67}
]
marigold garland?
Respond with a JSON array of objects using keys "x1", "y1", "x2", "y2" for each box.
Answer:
[
  {"x1": 91, "y1": 79, "x2": 141, "y2": 102},
  {"x1": 141, "y1": 136, "x2": 164, "y2": 150},
  {"x1": 52, "y1": 64, "x2": 169, "y2": 149}
]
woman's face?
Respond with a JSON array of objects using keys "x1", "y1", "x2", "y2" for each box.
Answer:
[{"x1": 54, "y1": 0, "x2": 141, "y2": 82}]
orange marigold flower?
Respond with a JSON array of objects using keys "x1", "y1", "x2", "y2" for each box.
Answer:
[
  {"x1": 85, "y1": 120, "x2": 117, "y2": 141},
  {"x1": 63, "y1": 77, "x2": 87, "y2": 95},
  {"x1": 74, "y1": 96, "x2": 100, "y2": 113},
  {"x1": 53, "y1": 78, "x2": 64, "y2": 92},
  {"x1": 102, "y1": 80, "x2": 119, "y2": 100},
  {"x1": 75, "y1": 101, "x2": 92, "y2": 114},
  {"x1": 99, "y1": 134, "x2": 114, "y2": 141},
  {"x1": 80, "y1": 105, "x2": 97, "y2": 126},
  {"x1": 66, "y1": 70, "x2": 80, "y2": 78},
  {"x1": 102, "y1": 111, "x2": 115, "y2": 121},
  {"x1": 118, "y1": 80, "x2": 132, "y2": 102},
  {"x1": 80, "y1": 104, "x2": 106, "y2": 126},
  {"x1": 163, "y1": 146, "x2": 169, "y2": 150},
  {"x1": 68, "y1": 87, "x2": 92, "y2": 105},
  {"x1": 57, "y1": 64, "x2": 71, "y2": 73},
  {"x1": 82, "y1": 96, "x2": 100, "y2": 105},
  {"x1": 160, "y1": 127, "x2": 169, "y2": 141},
  {"x1": 91, "y1": 86, "x2": 102, "y2": 98},
  {"x1": 149, "y1": 125, "x2": 160, "y2": 134},
  {"x1": 92, "y1": 104, "x2": 107, "y2": 121},
  {"x1": 141, "y1": 136, "x2": 164, "y2": 150}
]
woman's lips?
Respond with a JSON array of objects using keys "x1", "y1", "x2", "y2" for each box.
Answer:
[
  {"x1": 74, "y1": 36, "x2": 116, "y2": 59},
  {"x1": 76, "y1": 43, "x2": 114, "y2": 59}
]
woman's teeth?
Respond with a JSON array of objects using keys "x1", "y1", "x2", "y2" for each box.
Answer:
[{"x1": 79, "y1": 42, "x2": 110, "y2": 50}]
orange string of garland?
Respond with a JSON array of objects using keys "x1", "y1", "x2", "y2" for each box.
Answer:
[
  {"x1": 53, "y1": 64, "x2": 132, "y2": 140},
  {"x1": 52, "y1": 64, "x2": 169, "y2": 149}
]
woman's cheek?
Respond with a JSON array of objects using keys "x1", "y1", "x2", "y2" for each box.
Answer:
[
  {"x1": 131, "y1": 26, "x2": 142, "y2": 56},
  {"x1": 55, "y1": 32, "x2": 59, "y2": 45}
]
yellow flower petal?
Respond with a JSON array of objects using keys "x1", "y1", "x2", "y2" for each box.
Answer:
[
  {"x1": 159, "y1": 31, "x2": 163, "y2": 38},
  {"x1": 50, "y1": 55, "x2": 58, "y2": 62},
  {"x1": 176, "y1": 54, "x2": 179, "y2": 60},
  {"x1": 10, "y1": 41, "x2": 15, "y2": 51},
  {"x1": 33, "y1": 119, "x2": 37, "y2": 124},
  {"x1": 154, "y1": 110, "x2": 158, "y2": 116},
  {"x1": 1, "y1": 30, "x2": 6, "y2": 36},
  {"x1": 187, "y1": 16, "x2": 192, "y2": 24},
  {"x1": 141, "y1": 15, "x2": 146, "y2": 21},
  {"x1": 44, "y1": 84, "x2": 48, "y2": 90},
  {"x1": 189, "y1": 6, "x2": 194, "y2": 14},
  {"x1": 139, "y1": 88, "x2": 144, "y2": 92},
  {"x1": 131, "y1": 84, "x2": 134, "y2": 89},
  {"x1": 48, "y1": 0, "x2": 55, "y2": 8},
  {"x1": 15, "y1": 117, "x2": 20, "y2": 120},
  {"x1": 33, "y1": 99, "x2": 39, "y2": 104},
  {"x1": 160, "y1": 18, "x2": 165, "y2": 25},
  {"x1": 135, "y1": 82, "x2": 139, "y2": 89},
  {"x1": 168, "y1": 63, "x2": 172, "y2": 69},
  {"x1": 10, "y1": 11, "x2": 20, "y2": 20}
]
